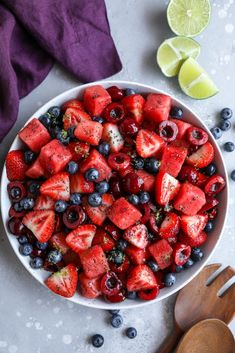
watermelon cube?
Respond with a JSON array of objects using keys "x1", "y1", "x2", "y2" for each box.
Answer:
[
  {"x1": 144, "y1": 94, "x2": 171, "y2": 123},
  {"x1": 26, "y1": 157, "x2": 46, "y2": 179},
  {"x1": 19, "y1": 118, "x2": 51, "y2": 152},
  {"x1": 79, "y1": 245, "x2": 109, "y2": 279},
  {"x1": 74, "y1": 120, "x2": 103, "y2": 146},
  {"x1": 83, "y1": 85, "x2": 111, "y2": 116},
  {"x1": 160, "y1": 145, "x2": 187, "y2": 177},
  {"x1": 174, "y1": 183, "x2": 206, "y2": 216},
  {"x1": 80, "y1": 149, "x2": 112, "y2": 182},
  {"x1": 148, "y1": 239, "x2": 173, "y2": 269}
]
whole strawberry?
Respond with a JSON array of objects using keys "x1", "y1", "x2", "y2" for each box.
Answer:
[{"x1": 6, "y1": 150, "x2": 28, "y2": 181}]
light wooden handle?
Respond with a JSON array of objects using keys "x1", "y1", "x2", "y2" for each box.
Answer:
[{"x1": 157, "y1": 324, "x2": 183, "y2": 353}]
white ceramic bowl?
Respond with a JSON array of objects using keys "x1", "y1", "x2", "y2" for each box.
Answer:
[{"x1": 1, "y1": 80, "x2": 229, "y2": 309}]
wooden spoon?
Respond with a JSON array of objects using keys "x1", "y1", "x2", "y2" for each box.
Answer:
[
  {"x1": 176, "y1": 319, "x2": 235, "y2": 353},
  {"x1": 157, "y1": 264, "x2": 235, "y2": 353}
]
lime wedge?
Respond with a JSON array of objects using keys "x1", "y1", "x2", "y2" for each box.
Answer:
[
  {"x1": 156, "y1": 36, "x2": 200, "y2": 77},
  {"x1": 167, "y1": 0, "x2": 211, "y2": 37},
  {"x1": 178, "y1": 57, "x2": 218, "y2": 99}
]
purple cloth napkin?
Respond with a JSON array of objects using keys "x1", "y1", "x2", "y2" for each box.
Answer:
[{"x1": 0, "y1": 0, "x2": 122, "y2": 142}]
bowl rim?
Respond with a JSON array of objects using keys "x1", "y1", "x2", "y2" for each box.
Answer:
[{"x1": 0, "y1": 80, "x2": 229, "y2": 310}]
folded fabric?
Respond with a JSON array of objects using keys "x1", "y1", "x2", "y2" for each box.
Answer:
[{"x1": 0, "y1": 0, "x2": 122, "y2": 142}]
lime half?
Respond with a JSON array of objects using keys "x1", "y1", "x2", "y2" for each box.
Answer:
[
  {"x1": 178, "y1": 57, "x2": 218, "y2": 99},
  {"x1": 167, "y1": 0, "x2": 211, "y2": 37},
  {"x1": 156, "y1": 36, "x2": 200, "y2": 77}
]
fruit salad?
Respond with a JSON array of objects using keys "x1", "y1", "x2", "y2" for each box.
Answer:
[{"x1": 5, "y1": 84, "x2": 226, "y2": 303}]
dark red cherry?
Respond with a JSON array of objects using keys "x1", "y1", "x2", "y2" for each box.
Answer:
[
  {"x1": 62, "y1": 205, "x2": 86, "y2": 229},
  {"x1": 101, "y1": 271, "x2": 122, "y2": 296},
  {"x1": 7, "y1": 181, "x2": 26, "y2": 202},
  {"x1": 122, "y1": 172, "x2": 144, "y2": 194},
  {"x1": 159, "y1": 120, "x2": 178, "y2": 142},
  {"x1": 138, "y1": 286, "x2": 159, "y2": 300},
  {"x1": 103, "y1": 103, "x2": 125, "y2": 123},
  {"x1": 119, "y1": 118, "x2": 140, "y2": 137},
  {"x1": 107, "y1": 86, "x2": 124, "y2": 101},
  {"x1": 7, "y1": 217, "x2": 26, "y2": 236}
]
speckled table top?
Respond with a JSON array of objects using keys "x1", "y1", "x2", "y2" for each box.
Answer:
[{"x1": 0, "y1": 1, "x2": 234, "y2": 352}]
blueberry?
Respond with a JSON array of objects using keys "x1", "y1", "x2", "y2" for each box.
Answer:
[
  {"x1": 24, "y1": 150, "x2": 36, "y2": 164},
  {"x1": 29, "y1": 182, "x2": 40, "y2": 195},
  {"x1": 132, "y1": 157, "x2": 145, "y2": 170},
  {"x1": 36, "y1": 241, "x2": 48, "y2": 250},
  {"x1": 210, "y1": 127, "x2": 222, "y2": 139},
  {"x1": 47, "y1": 249, "x2": 63, "y2": 264},
  {"x1": 184, "y1": 258, "x2": 194, "y2": 269},
  {"x1": 88, "y1": 193, "x2": 102, "y2": 207},
  {"x1": 170, "y1": 106, "x2": 183, "y2": 119},
  {"x1": 139, "y1": 191, "x2": 150, "y2": 204},
  {"x1": 175, "y1": 265, "x2": 184, "y2": 273},
  {"x1": 49, "y1": 125, "x2": 61, "y2": 138},
  {"x1": 70, "y1": 193, "x2": 82, "y2": 205},
  {"x1": 110, "y1": 314, "x2": 123, "y2": 328},
  {"x1": 98, "y1": 142, "x2": 110, "y2": 156},
  {"x1": 146, "y1": 260, "x2": 159, "y2": 273},
  {"x1": 67, "y1": 161, "x2": 78, "y2": 174},
  {"x1": 19, "y1": 243, "x2": 33, "y2": 256},
  {"x1": 108, "y1": 310, "x2": 120, "y2": 315},
  {"x1": 18, "y1": 235, "x2": 29, "y2": 245},
  {"x1": 56, "y1": 129, "x2": 70, "y2": 145},
  {"x1": 128, "y1": 194, "x2": 140, "y2": 205},
  {"x1": 126, "y1": 291, "x2": 137, "y2": 299},
  {"x1": 116, "y1": 239, "x2": 128, "y2": 251},
  {"x1": 231, "y1": 170, "x2": 235, "y2": 181},
  {"x1": 224, "y1": 141, "x2": 235, "y2": 152},
  {"x1": 144, "y1": 158, "x2": 160, "y2": 175},
  {"x1": 95, "y1": 181, "x2": 109, "y2": 194},
  {"x1": 85, "y1": 168, "x2": 99, "y2": 182},
  {"x1": 219, "y1": 120, "x2": 231, "y2": 131},
  {"x1": 10, "y1": 187, "x2": 21, "y2": 199},
  {"x1": 20, "y1": 197, "x2": 35, "y2": 210},
  {"x1": 203, "y1": 163, "x2": 217, "y2": 176},
  {"x1": 125, "y1": 88, "x2": 136, "y2": 96},
  {"x1": 220, "y1": 107, "x2": 233, "y2": 120},
  {"x1": 13, "y1": 202, "x2": 24, "y2": 212},
  {"x1": 108, "y1": 249, "x2": 125, "y2": 266},
  {"x1": 191, "y1": 248, "x2": 204, "y2": 262},
  {"x1": 55, "y1": 200, "x2": 68, "y2": 213},
  {"x1": 39, "y1": 113, "x2": 51, "y2": 128},
  {"x1": 91, "y1": 334, "x2": 104, "y2": 348},
  {"x1": 164, "y1": 273, "x2": 176, "y2": 287},
  {"x1": 204, "y1": 220, "x2": 214, "y2": 233},
  {"x1": 126, "y1": 327, "x2": 137, "y2": 339},
  {"x1": 92, "y1": 116, "x2": 104, "y2": 124},
  {"x1": 48, "y1": 106, "x2": 61, "y2": 118},
  {"x1": 67, "y1": 126, "x2": 76, "y2": 139},
  {"x1": 30, "y1": 257, "x2": 44, "y2": 269}
]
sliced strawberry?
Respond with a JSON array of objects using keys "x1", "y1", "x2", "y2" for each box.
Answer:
[
  {"x1": 136, "y1": 169, "x2": 155, "y2": 192},
  {"x1": 39, "y1": 139, "x2": 72, "y2": 175},
  {"x1": 126, "y1": 264, "x2": 157, "y2": 292},
  {"x1": 136, "y1": 129, "x2": 165, "y2": 158},
  {"x1": 61, "y1": 99, "x2": 85, "y2": 113},
  {"x1": 170, "y1": 118, "x2": 191, "y2": 140},
  {"x1": 181, "y1": 214, "x2": 208, "y2": 239},
  {"x1": 6, "y1": 150, "x2": 28, "y2": 181},
  {"x1": 92, "y1": 228, "x2": 115, "y2": 252},
  {"x1": 70, "y1": 172, "x2": 94, "y2": 194},
  {"x1": 178, "y1": 165, "x2": 208, "y2": 187},
  {"x1": 79, "y1": 245, "x2": 109, "y2": 279},
  {"x1": 174, "y1": 183, "x2": 206, "y2": 216},
  {"x1": 186, "y1": 142, "x2": 214, "y2": 168},
  {"x1": 173, "y1": 243, "x2": 191, "y2": 266},
  {"x1": 122, "y1": 94, "x2": 145, "y2": 124},
  {"x1": 49, "y1": 233, "x2": 70, "y2": 255},
  {"x1": 123, "y1": 224, "x2": 148, "y2": 249},
  {"x1": 66, "y1": 224, "x2": 96, "y2": 253},
  {"x1": 80, "y1": 149, "x2": 112, "y2": 182},
  {"x1": 204, "y1": 175, "x2": 226, "y2": 195},
  {"x1": 63, "y1": 107, "x2": 91, "y2": 130},
  {"x1": 26, "y1": 157, "x2": 49, "y2": 179},
  {"x1": 144, "y1": 93, "x2": 171, "y2": 123},
  {"x1": 107, "y1": 197, "x2": 142, "y2": 230},
  {"x1": 18, "y1": 118, "x2": 51, "y2": 153},
  {"x1": 102, "y1": 123, "x2": 124, "y2": 152},
  {"x1": 83, "y1": 85, "x2": 111, "y2": 116},
  {"x1": 74, "y1": 120, "x2": 103, "y2": 146},
  {"x1": 179, "y1": 231, "x2": 207, "y2": 247},
  {"x1": 159, "y1": 145, "x2": 187, "y2": 177},
  {"x1": 45, "y1": 264, "x2": 78, "y2": 298},
  {"x1": 22, "y1": 210, "x2": 55, "y2": 242},
  {"x1": 159, "y1": 212, "x2": 180, "y2": 239},
  {"x1": 155, "y1": 171, "x2": 180, "y2": 206},
  {"x1": 78, "y1": 273, "x2": 101, "y2": 299},
  {"x1": 125, "y1": 245, "x2": 147, "y2": 265},
  {"x1": 148, "y1": 239, "x2": 173, "y2": 269},
  {"x1": 40, "y1": 172, "x2": 70, "y2": 201},
  {"x1": 67, "y1": 141, "x2": 90, "y2": 162},
  {"x1": 84, "y1": 193, "x2": 114, "y2": 226},
  {"x1": 34, "y1": 195, "x2": 55, "y2": 210}
]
